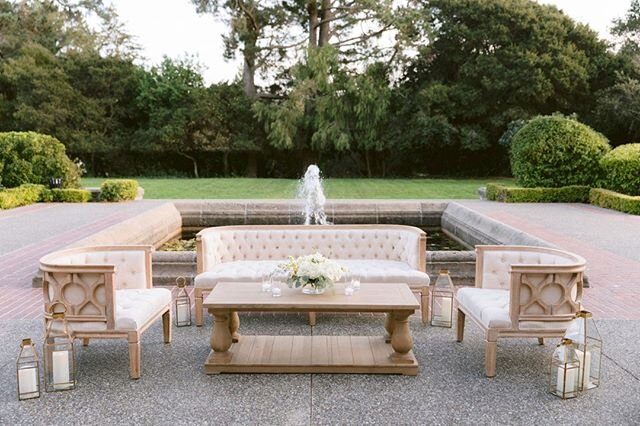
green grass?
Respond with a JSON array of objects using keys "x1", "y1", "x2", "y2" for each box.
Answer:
[{"x1": 81, "y1": 177, "x2": 515, "y2": 199}]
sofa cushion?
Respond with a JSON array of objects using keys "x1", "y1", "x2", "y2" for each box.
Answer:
[
  {"x1": 194, "y1": 259, "x2": 430, "y2": 288},
  {"x1": 60, "y1": 288, "x2": 171, "y2": 332},
  {"x1": 457, "y1": 288, "x2": 512, "y2": 329}
]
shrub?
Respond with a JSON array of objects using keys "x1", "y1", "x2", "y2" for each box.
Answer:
[
  {"x1": 42, "y1": 188, "x2": 92, "y2": 203},
  {"x1": 498, "y1": 119, "x2": 528, "y2": 150},
  {"x1": 486, "y1": 183, "x2": 590, "y2": 203},
  {"x1": 589, "y1": 188, "x2": 640, "y2": 215},
  {"x1": 0, "y1": 183, "x2": 46, "y2": 209},
  {"x1": 599, "y1": 144, "x2": 640, "y2": 196},
  {"x1": 510, "y1": 116, "x2": 610, "y2": 187},
  {"x1": 0, "y1": 132, "x2": 80, "y2": 188},
  {"x1": 99, "y1": 179, "x2": 138, "y2": 202}
]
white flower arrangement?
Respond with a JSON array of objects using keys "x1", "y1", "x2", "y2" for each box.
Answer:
[{"x1": 278, "y1": 253, "x2": 347, "y2": 291}]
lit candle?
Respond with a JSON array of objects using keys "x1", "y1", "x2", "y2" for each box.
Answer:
[
  {"x1": 271, "y1": 287, "x2": 282, "y2": 297},
  {"x1": 576, "y1": 349, "x2": 592, "y2": 389},
  {"x1": 351, "y1": 279, "x2": 360, "y2": 291},
  {"x1": 344, "y1": 287, "x2": 354, "y2": 296},
  {"x1": 52, "y1": 351, "x2": 71, "y2": 390},
  {"x1": 177, "y1": 304, "x2": 189, "y2": 324},
  {"x1": 556, "y1": 366, "x2": 578, "y2": 396},
  {"x1": 18, "y1": 368, "x2": 38, "y2": 395}
]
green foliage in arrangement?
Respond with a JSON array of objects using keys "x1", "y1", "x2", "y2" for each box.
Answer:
[
  {"x1": 0, "y1": 183, "x2": 46, "y2": 209},
  {"x1": 0, "y1": 132, "x2": 80, "y2": 188},
  {"x1": 99, "y1": 179, "x2": 138, "y2": 201},
  {"x1": 599, "y1": 144, "x2": 640, "y2": 196},
  {"x1": 485, "y1": 183, "x2": 591, "y2": 203},
  {"x1": 589, "y1": 188, "x2": 640, "y2": 215},
  {"x1": 42, "y1": 188, "x2": 92, "y2": 203},
  {"x1": 510, "y1": 116, "x2": 611, "y2": 188}
]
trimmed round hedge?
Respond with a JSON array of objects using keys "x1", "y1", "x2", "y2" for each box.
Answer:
[
  {"x1": 510, "y1": 116, "x2": 611, "y2": 187},
  {"x1": 0, "y1": 132, "x2": 79, "y2": 188},
  {"x1": 600, "y1": 143, "x2": 640, "y2": 195}
]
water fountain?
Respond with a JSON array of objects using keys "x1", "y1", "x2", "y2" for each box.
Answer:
[{"x1": 297, "y1": 165, "x2": 329, "y2": 225}]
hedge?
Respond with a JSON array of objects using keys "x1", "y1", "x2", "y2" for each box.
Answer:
[
  {"x1": 0, "y1": 184, "x2": 46, "y2": 209},
  {"x1": 486, "y1": 183, "x2": 590, "y2": 203},
  {"x1": 510, "y1": 116, "x2": 610, "y2": 187},
  {"x1": 42, "y1": 188, "x2": 92, "y2": 203},
  {"x1": 599, "y1": 143, "x2": 640, "y2": 196},
  {"x1": 589, "y1": 188, "x2": 640, "y2": 215},
  {"x1": 99, "y1": 179, "x2": 138, "y2": 202}
]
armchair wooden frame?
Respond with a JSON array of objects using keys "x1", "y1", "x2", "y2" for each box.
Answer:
[
  {"x1": 456, "y1": 245, "x2": 586, "y2": 377},
  {"x1": 40, "y1": 245, "x2": 172, "y2": 379}
]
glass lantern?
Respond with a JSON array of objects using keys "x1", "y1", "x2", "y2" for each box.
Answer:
[
  {"x1": 550, "y1": 338, "x2": 580, "y2": 399},
  {"x1": 17, "y1": 338, "x2": 40, "y2": 400},
  {"x1": 431, "y1": 269, "x2": 454, "y2": 327},
  {"x1": 175, "y1": 276, "x2": 192, "y2": 327},
  {"x1": 44, "y1": 311, "x2": 76, "y2": 392},
  {"x1": 564, "y1": 310, "x2": 602, "y2": 390}
]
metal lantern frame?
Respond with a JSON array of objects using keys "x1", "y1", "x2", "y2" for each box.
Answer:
[
  {"x1": 549, "y1": 338, "x2": 580, "y2": 400},
  {"x1": 175, "y1": 276, "x2": 192, "y2": 327},
  {"x1": 43, "y1": 310, "x2": 76, "y2": 392},
  {"x1": 430, "y1": 269, "x2": 454, "y2": 328},
  {"x1": 564, "y1": 310, "x2": 602, "y2": 390},
  {"x1": 17, "y1": 338, "x2": 41, "y2": 401}
]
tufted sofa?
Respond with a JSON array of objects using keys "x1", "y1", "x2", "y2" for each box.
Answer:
[
  {"x1": 194, "y1": 225, "x2": 430, "y2": 326},
  {"x1": 39, "y1": 245, "x2": 172, "y2": 379},
  {"x1": 456, "y1": 245, "x2": 586, "y2": 377}
]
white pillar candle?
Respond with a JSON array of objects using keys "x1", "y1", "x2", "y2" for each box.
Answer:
[
  {"x1": 556, "y1": 366, "x2": 578, "y2": 396},
  {"x1": 52, "y1": 350, "x2": 71, "y2": 390},
  {"x1": 177, "y1": 304, "x2": 189, "y2": 323},
  {"x1": 18, "y1": 368, "x2": 38, "y2": 395},
  {"x1": 576, "y1": 349, "x2": 592, "y2": 389},
  {"x1": 441, "y1": 298, "x2": 452, "y2": 320}
]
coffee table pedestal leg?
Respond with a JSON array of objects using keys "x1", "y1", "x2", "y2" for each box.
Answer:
[
  {"x1": 210, "y1": 310, "x2": 233, "y2": 365},
  {"x1": 390, "y1": 310, "x2": 414, "y2": 364},
  {"x1": 230, "y1": 311, "x2": 240, "y2": 342}
]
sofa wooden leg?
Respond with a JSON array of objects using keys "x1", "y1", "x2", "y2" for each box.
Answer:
[
  {"x1": 162, "y1": 309, "x2": 172, "y2": 344},
  {"x1": 195, "y1": 290, "x2": 204, "y2": 327},
  {"x1": 456, "y1": 309, "x2": 465, "y2": 342},
  {"x1": 485, "y1": 339, "x2": 497, "y2": 378},
  {"x1": 421, "y1": 290, "x2": 429, "y2": 325},
  {"x1": 82, "y1": 338, "x2": 90, "y2": 347},
  {"x1": 128, "y1": 335, "x2": 141, "y2": 379},
  {"x1": 538, "y1": 337, "x2": 544, "y2": 345},
  {"x1": 308, "y1": 312, "x2": 316, "y2": 326}
]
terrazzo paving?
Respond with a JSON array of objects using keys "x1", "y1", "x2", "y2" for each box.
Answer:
[{"x1": 1, "y1": 314, "x2": 639, "y2": 425}]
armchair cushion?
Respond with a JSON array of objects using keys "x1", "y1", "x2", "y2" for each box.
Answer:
[
  {"x1": 456, "y1": 288, "x2": 511, "y2": 329},
  {"x1": 481, "y1": 251, "x2": 572, "y2": 290},
  {"x1": 194, "y1": 259, "x2": 430, "y2": 288}
]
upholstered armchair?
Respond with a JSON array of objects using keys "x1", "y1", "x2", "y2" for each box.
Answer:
[
  {"x1": 39, "y1": 245, "x2": 172, "y2": 379},
  {"x1": 456, "y1": 245, "x2": 586, "y2": 377}
]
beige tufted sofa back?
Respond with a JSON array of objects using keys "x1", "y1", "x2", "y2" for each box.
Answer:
[{"x1": 196, "y1": 225, "x2": 427, "y2": 273}]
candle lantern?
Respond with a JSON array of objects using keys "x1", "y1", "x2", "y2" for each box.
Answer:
[
  {"x1": 564, "y1": 310, "x2": 602, "y2": 390},
  {"x1": 175, "y1": 276, "x2": 191, "y2": 327},
  {"x1": 44, "y1": 311, "x2": 76, "y2": 392},
  {"x1": 16, "y1": 338, "x2": 41, "y2": 400},
  {"x1": 550, "y1": 338, "x2": 580, "y2": 399},
  {"x1": 430, "y1": 269, "x2": 454, "y2": 327}
]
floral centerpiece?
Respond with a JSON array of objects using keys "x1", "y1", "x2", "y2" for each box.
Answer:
[{"x1": 278, "y1": 253, "x2": 347, "y2": 295}]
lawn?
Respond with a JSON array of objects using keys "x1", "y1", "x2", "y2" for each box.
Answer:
[{"x1": 81, "y1": 177, "x2": 515, "y2": 199}]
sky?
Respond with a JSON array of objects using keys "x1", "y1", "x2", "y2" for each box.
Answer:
[{"x1": 110, "y1": 0, "x2": 633, "y2": 85}]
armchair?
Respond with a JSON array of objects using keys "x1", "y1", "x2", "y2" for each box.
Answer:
[
  {"x1": 456, "y1": 245, "x2": 586, "y2": 377},
  {"x1": 39, "y1": 245, "x2": 172, "y2": 379}
]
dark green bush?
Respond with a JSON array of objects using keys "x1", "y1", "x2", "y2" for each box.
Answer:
[
  {"x1": 99, "y1": 179, "x2": 138, "y2": 202},
  {"x1": 42, "y1": 188, "x2": 91, "y2": 203},
  {"x1": 510, "y1": 116, "x2": 610, "y2": 187},
  {"x1": 486, "y1": 183, "x2": 590, "y2": 203},
  {"x1": 599, "y1": 144, "x2": 640, "y2": 196},
  {"x1": 0, "y1": 183, "x2": 46, "y2": 209},
  {"x1": 0, "y1": 132, "x2": 80, "y2": 188},
  {"x1": 589, "y1": 188, "x2": 640, "y2": 215}
]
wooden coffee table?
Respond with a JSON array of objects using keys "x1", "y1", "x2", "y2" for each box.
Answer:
[{"x1": 203, "y1": 282, "x2": 420, "y2": 375}]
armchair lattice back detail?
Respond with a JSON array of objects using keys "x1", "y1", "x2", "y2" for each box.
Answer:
[
  {"x1": 456, "y1": 245, "x2": 586, "y2": 377},
  {"x1": 40, "y1": 245, "x2": 172, "y2": 379}
]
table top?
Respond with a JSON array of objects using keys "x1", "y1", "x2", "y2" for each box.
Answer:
[{"x1": 203, "y1": 282, "x2": 420, "y2": 312}]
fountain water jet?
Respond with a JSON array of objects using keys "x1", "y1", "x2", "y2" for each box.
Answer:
[{"x1": 297, "y1": 165, "x2": 329, "y2": 225}]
